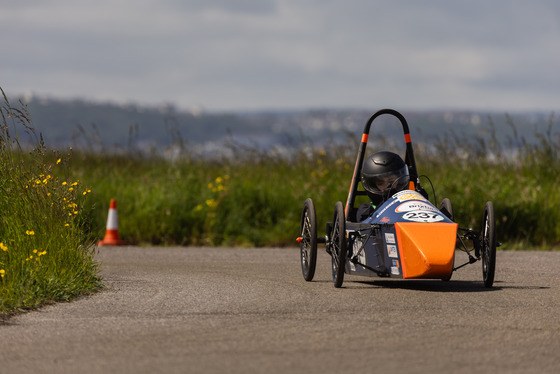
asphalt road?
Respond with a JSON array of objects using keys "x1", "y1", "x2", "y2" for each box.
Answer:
[{"x1": 1, "y1": 246, "x2": 559, "y2": 374}]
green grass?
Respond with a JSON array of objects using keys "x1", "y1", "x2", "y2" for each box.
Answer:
[
  {"x1": 419, "y1": 120, "x2": 560, "y2": 248},
  {"x1": 0, "y1": 91, "x2": 101, "y2": 313},
  {"x1": 64, "y1": 116, "x2": 559, "y2": 250}
]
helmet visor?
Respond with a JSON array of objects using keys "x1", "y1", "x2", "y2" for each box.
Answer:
[{"x1": 362, "y1": 165, "x2": 410, "y2": 196}]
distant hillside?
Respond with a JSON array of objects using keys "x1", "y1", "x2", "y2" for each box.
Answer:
[{"x1": 10, "y1": 95, "x2": 556, "y2": 155}]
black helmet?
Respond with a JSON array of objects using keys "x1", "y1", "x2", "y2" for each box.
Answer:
[{"x1": 361, "y1": 151, "x2": 410, "y2": 203}]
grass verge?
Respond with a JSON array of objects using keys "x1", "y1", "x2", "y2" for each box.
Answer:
[{"x1": 0, "y1": 90, "x2": 101, "y2": 314}]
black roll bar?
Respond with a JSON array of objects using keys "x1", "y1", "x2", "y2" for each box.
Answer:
[{"x1": 344, "y1": 109, "x2": 420, "y2": 218}]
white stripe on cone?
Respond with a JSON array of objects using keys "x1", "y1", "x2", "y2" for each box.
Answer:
[{"x1": 106, "y1": 208, "x2": 119, "y2": 230}]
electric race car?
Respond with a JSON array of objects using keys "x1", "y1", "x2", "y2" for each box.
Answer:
[{"x1": 297, "y1": 109, "x2": 498, "y2": 288}]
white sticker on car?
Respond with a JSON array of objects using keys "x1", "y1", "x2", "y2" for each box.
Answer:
[
  {"x1": 391, "y1": 266, "x2": 400, "y2": 275},
  {"x1": 387, "y1": 245, "x2": 398, "y2": 258},
  {"x1": 395, "y1": 201, "x2": 437, "y2": 213},
  {"x1": 394, "y1": 190, "x2": 427, "y2": 202},
  {"x1": 402, "y1": 210, "x2": 444, "y2": 223},
  {"x1": 385, "y1": 233, "x2": 396, "y2": 244}
]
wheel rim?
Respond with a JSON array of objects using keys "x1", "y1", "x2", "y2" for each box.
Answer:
[
  {"x1": 481, "y1": 202, "x2": 496, "y2": 287},
  {"x1": 300, "y1": 199, "x2": 317, "y2": 281},
  {"x1": 482, "y1": 212, "x2": 490, "y2": 275},
  {"x1": 331, "y1": 217, "x2": 341, "y2": 277},
  {"x1": 301, "y1": 209, "x2": 312, "y2": 271},
  {"x1": 331, "y1": 202, "x2": 346, "y2": 288}
]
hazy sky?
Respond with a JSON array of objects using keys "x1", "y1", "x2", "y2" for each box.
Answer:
[{"x1": 1, "y1": 0, "x2": 559, "y2": 111}]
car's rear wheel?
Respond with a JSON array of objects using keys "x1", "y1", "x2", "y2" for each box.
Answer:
[
  {"x1": 300, "y1": 198, "x2": 317, "y2": 281},
  {"x1": 331, "y1": 201, "x2": 347, "y2": 288},
  {"x1": 440, "y1": 198, "x2": 454, "y2": 222},
  {"x1": 481, "y1": 201, "x2": 496, "y2": 288}
]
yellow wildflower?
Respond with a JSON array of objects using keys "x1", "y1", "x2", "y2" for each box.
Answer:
[
  {"x1": 62, "y1": 181, "x2": 67, "y2": 186},
  {"x1": 0, "y1": 243, "x2": 7, "y2": 251},
  {"x1": 215, "y1": 176, "x2": 223, "y2": 184},
  {"x1": 0, "y1": 269, "x2": 5, "y2": 278},
  {"x1": 26, "y1": 230, "x2": 35, "y2": 236},
  {"x1": 56, "y1": 158, "x2": 61, "y2": 164}
]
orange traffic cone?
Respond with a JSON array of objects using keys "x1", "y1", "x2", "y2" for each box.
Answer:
[{"x1": 98, "y1": 199, "x2": 126, "y2": 246}]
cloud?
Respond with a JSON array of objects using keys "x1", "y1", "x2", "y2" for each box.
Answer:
[{"x1": 1, "y1": 0, "x2": 559, "y2": 111}]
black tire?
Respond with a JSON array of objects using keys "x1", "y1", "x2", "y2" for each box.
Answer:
[
  {"x1": 481, "y1": 201, "x2": 496, "y2": 288},
  {"x1": 331, "y1": 201, "x2": 347, "y2": 288},
  {"x1": 440, "y1": 198, "x2": 455, "y2": 281},
  {"x1": 300, "y1": 198, "x2": 318, "y2": 281},
  {"x1": 440, "y1": 198, "x2": 454, "y2": 222}
]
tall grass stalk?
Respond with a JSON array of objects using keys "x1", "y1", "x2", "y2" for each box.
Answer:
[
  {"x1": 0, "y1": 89, "x2": 101, "y2": 313},
  {"x1": 69, "y1": 114, "x2": 559, "y2": 250}
]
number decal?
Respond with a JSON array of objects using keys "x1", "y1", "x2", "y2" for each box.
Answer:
[{"x1": 402, "y1": 210, "x2": 444, "y2": 222}]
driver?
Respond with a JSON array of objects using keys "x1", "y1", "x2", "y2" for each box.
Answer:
[{"x1": 356, "y1": 151, "x2": 410, "y2": 221}]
